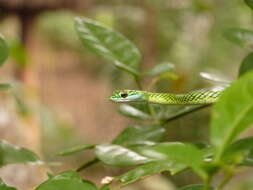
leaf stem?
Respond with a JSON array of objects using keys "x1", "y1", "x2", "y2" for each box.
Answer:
[
  {"x1": 135, "y1": 77, "x2": 143, "y2": 90},
  {"x1": 161, "y1": 104, "x2": 211, "y2": 125},
  {"x1": 204, "y1": 175, "x2": 212, "y2": 190},
  {"x1": 76, "y1": 158, "x2": 99, "y2": 172},
  {"x1": 216, "y1": 166, "x2": 234, "y2": 190}
]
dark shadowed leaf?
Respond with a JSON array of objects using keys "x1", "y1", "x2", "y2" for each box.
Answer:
[
  {"x1": 0, "y1": 140, "x2": 39, "y2": 167},
  {"x1": 58, "y1": 144, "x2": 95, "y2": 156},
  {"x1": 117, "y1": 161, "x2": 185, "y2": 186},
  {"x1": 113, "y1": 125, "x2": 165, "y2": 147},
  {"x1": 223, "y1": 28, "x2": 253, "y2": 47},
  {"x1": 223, "y1": 137, "x2": 253, "y2": 165},
  {"x1": 241, "y1": 157, "x2": 253, "y2": 166},
  {"x1": 118, "y1": 104, "x2": 151, "y2": 120},
  {"x1": 144, "y1": 62, "x2": 174, "y2": 76},
  {"x1": 36, "y1": 171, "x2": 98, "y2": 190},
  {"x1": 245, "y1": 0, "x2": 253, "y2": 10},
  {"x1": 139, "y1": 142, "x2": 207, "y2": 179},
  {"x1": 95, "y1": 144, "x2": 152, "y2": 167},
  {"x1": 211, "y1": 71, "x2": 253, "y2": 162},
  {"x1": 179, "y1": 184, "x2": 213, "y2": 190},
  {"x1": 0, "y1": 34, "x2": 8, "y2": 66},
  {"x1": 75, "y1": 17, "x2": 141, "y2": 76},
  {"x1": 239, "y1": 52, "x2": 253, "y2": 77},
  {"x1": 0, "y1": 179, "x2": 17, "y2": 190},
  {"x1": 0, "y1": 84, "x2": 11, "y2": 91}
]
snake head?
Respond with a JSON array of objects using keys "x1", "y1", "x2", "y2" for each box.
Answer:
[{"x1": 109, "y1": 90, "x2": 145, "y2": 103}]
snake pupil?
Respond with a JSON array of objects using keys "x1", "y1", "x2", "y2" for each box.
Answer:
[{"x1": 120, "y1": 93, "x2": 128, "y2": 98}]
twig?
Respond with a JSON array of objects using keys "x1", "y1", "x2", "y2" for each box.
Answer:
[
  {"x1": 161, "y1": 104, "x2": 211, "y2": 125},
  {"x1": 76, "y1": 158, "x2": 99, "y2": 172},
  {"x1": 216, "y1": 171, "x2": 233, "y2": 190}
]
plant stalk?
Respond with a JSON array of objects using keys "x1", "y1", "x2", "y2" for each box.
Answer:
[
  {"x1": 76, "y1": 158, "x2": 99, "y2": 172},
  {"x1": 162, "y1": 104, "x2": 211, "y2": 125}
]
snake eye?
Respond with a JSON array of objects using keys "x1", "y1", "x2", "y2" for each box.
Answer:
[{"x1": 120, "y1": 93, "x2": 128, "y2": 98}]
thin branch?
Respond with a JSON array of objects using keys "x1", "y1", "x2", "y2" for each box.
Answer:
[
  {"x1": 76, "y1": 158, "x2": 99, "y2": 172},
  {"x1": 216, "y1": 171, "x2": 233, "y2": 190},
  {"x1": 161, "y1": 104, "x2": 211, "y2": 125}
]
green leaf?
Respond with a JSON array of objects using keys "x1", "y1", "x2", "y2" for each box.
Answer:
[
  {"x1": 99, "y1": 185, "x2": 110, "y2": 190},
  {"x1": 139, "y1": 142, "x2": 207, "y2": 179},
  {"x1": 239, "y1": 52, "x2": 253, "y2": 77},
  {"x1": 0, "y1": 84, "x2": 11, "y2": 91},
  {"x1": 223, "y1": 137, "x2": 253, "y2": 163},
  {"x1": 144, "y1": 62, "x2": 174, "y2": 76},
  {"x1": 36, "y1": 171, "x2": 98, "y2": 190},
  {"x1": 58, "y1": 144, "x2": 95, "y2": 156},
  {"x1": 240, "y1": 157, "x2": 253, "y2": 166},
  {"x1": 0, "y1": 179, "x2": 17, "y2": 190},
  {"x1": 156, "y1": 72, "x2": 179, "y2": 80},
  {"x1": 116, "y1": 161, "x2": 185, "y2": 186},
  {"x1": 47, "y1": 173, "x2": 54, "y2": 179},
  {"x1": 95, "y1": 144, "x2": 152, "y2": 167},
  {"x1": 113, "y1": 125, "x2": 166, "y2": 147},
  {"x1": 211, "y1": 71, "x2": 253, "y2": 162},
  {"x1": 200, "y1": 72, "x2": 231, "y2": 84},
  {"x1": 75, "y1": 17, "x2": 141, "y2": 76},
  {"x1": 245, "y1": 0, "x2": 253, "y2": 10},
  {"x1": 118, "y1": 104, "x2": 151, "y2": 120},
  {"x1": 178, "y1": 184, "x2": 213, "y2": 190},
  {"x1": 223, "y1": 28, "x2": 253, "y2": 47},
  {"x1": 0, "y1": 140, "x2": 39, "y2": 167},
  {"x1": 0, "y1": 34, "x2": 9, "y2": 66}
]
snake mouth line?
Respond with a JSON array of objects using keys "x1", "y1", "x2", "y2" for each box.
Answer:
[{"x1": 109, "y1": 97, "x2": 130, "y2": 102}]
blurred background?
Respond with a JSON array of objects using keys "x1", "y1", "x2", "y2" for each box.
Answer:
[{"x1": 0, "y1": 0, "x2": 252, "y2": 189}]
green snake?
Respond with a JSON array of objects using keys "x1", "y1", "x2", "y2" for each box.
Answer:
[{"x1": 109, "y1": 86, "x2": 225, "y2": 105}]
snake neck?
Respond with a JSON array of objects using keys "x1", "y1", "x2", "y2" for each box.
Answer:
[{"x1": 145, "y1": 92, "x2": 177, "y2": 104}]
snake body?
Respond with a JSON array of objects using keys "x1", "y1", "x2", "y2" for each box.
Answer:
[{"x1": 109, "y1": 86, "x2": 225, "y2": 105}]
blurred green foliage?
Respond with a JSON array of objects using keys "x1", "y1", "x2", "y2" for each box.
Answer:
[
  {"x1": 1, "y1": 0, "x2": 253, "y2": 190},
  {"x1": 0, "y1": 179, "x2": 17, "y2": 190},
  {"x1": 0, "y1": 34, "x2": 8, "y2": 66},
  {"x1": 37, "y1": 11, "x2": 79, "y2": 49}
]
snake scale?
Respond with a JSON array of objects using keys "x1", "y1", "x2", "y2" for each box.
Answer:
[{"x1": 109, "y1": 86, "x2": 225, "y2": 105}]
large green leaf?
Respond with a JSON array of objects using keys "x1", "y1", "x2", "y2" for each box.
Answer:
[
  {"x1": 0, "y1": 34, "x2": 8, "y2": 66},
  {"x1": 112, "y1": 125, "x2": 166, "y2": 147},
  {"x1": 223, "y1": 28, "x2": 253, "y2": 47},
  {"x1": 36, "y1": 171, "x2": 97, "y2": 190},
  {"x1": 139, "y1": 142, "x2": 207, "y2": 179},
  {"x1": 211, "y1": 71, "x2": 253, "y2": 161},
  {"x1": 0, "y1": 179, "x2": 17, "y2": 190},
  {"x1": 58, "y1": 144, "x2": 95, "y2": 156},
  {"x1": 118, "y1": 104, "x2": 151, "y2": 120},
  {"x1": 95, "y1": 144, "x2": 152, "y2": 167},
  {"x1": 116, "y1": 161, "x2": 185, "y2": 186},
  {"x1": 239, "y1": 52, "x2": 253, "y2": 77},
  {"x1": 178, "y1": 184, "x2": 213, "y2": 190},
  {"x1": 0, "y1": 140, "x2": 39, "y2": 167},
  {"x1": 75, "y1": 17, "x2": 141, "y2": 76},
  {"x1": 245, "y1": 0, "x2": 253, "y2": 10}
]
